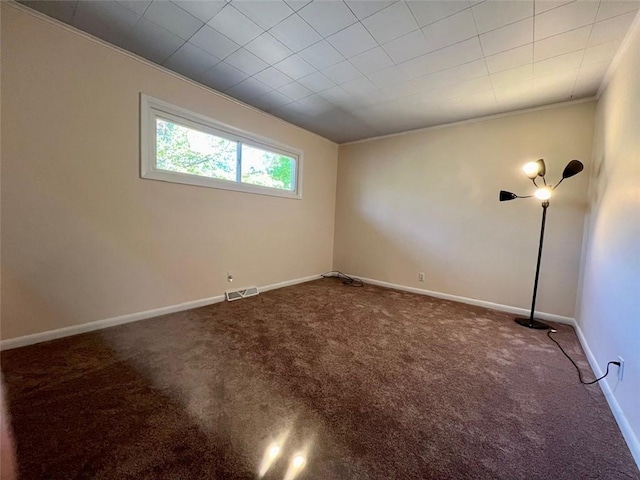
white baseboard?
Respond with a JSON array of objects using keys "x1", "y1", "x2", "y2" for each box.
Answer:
[
  {"x1": 349, "y1": 274, "x2": 576, "y2": 325},
  {"x1": 0, "y1": 274, "x2": 322, "y2": 351},
  {"x1": 573, "y1": 324, "x2": 640, "y2": 469}
]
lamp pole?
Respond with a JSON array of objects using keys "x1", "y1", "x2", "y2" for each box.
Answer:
[
  {"x1": 499, "y1": 158, "x2": 583, "y2": 330},
  {"x1": 515, "y1": 200, "x2": 550, "y2": 329}
]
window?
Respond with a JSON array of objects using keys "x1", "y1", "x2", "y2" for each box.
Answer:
[{"x1": 141, "y1": 94, "x2": 302, "y2": 199}]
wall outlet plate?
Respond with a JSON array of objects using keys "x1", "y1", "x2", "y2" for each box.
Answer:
[
  {"x1": 418, "y1": 272, "x2": 425, "y2": 282},
  {"x1": 617, "y1": 356, "x2": 625, "y2": 381}
]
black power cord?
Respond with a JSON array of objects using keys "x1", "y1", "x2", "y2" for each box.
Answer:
[
  {"x1": 547, "y1": 330, "x2": 620, "y2": 385},
  {"x1": 321, "y1": 271, "x2": 364, "y2": 287}
]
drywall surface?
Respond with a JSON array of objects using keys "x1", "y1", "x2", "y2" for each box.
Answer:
[
  {"x1": 335, "y1": 101, "x2": 595, "y2": 318},
  {"x1": 577, "y1": 19, "x2": 640, "y2": 460},
  {"x1": 0, "y1": 5, "x2": 338, "y2": 340}
]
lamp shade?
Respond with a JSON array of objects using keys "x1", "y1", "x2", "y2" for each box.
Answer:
[
  {"x1": 562, "y1": 160, "x2": 584, "y2": 179},
  {"x1": 499, "y1": 190, "x2": 518, "y2": 201},
  {"x1": 536, "y1": 158, "x2": 546, "y2": 177}
]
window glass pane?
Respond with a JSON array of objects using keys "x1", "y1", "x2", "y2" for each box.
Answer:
[
  {"x1": 156, "y1": 118, "x2": 237, "y2": 182},
  {"x1": 240, "y1": 144, "x2": 296, "y2": 191}
]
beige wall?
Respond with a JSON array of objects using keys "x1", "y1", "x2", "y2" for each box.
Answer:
[
  {"x1": 576, "y1": 19, "x2": 640, "y2": 459},
  {"x1": 0, "y1": 5, "x2": 338, "y2": 340},
  {"x1": 335, "y1": 102, "x2": 595, "y2": 318}
]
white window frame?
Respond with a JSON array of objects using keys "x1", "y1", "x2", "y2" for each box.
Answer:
[{"x1": 140, "y1": 94, "x2": 303, "y2": 199}]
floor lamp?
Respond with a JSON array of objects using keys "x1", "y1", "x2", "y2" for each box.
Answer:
[{"x1": 499, "y1": 159, "x2": 584, "y2": 329}]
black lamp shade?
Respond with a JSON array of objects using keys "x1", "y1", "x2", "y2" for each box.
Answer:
[
  {"x1": 536, "y1": 158, "x2": 546, "y2": 177},
  {"x1": 499, "y1": 190, "x2": 518, "y2": 201},
  {"x1": 562, "y1": 160, "x2": 584, "y2": 179}
]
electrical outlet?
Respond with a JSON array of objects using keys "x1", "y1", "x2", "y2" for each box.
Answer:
[
  {"x1": 418, "y1": 272, "x2": 425, "y2": 282},
  {"x1": 227, "y1": 272, "x2": 233, "y2": 283},
  {"x1": 617, "y1": 356, "x2": 625, "y2": 381}
]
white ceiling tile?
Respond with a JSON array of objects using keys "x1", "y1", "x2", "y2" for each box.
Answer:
[
  {"x1": 421, "y1": 9, "x2": 478, "y2": 53},
  {"x1": 274, "y1": 55, "x2": 317, "y2": 79},
  {"x1": 252, "y1": 89, "x2": 293, "y2": 111},
  {"x1": 485, "y1": 44, "x2": 533, "y2": 73},
  {"x1": 126, "y1": 18, "x2": 184, "y2": 64},
  {"x1": 269, "y1": 13, "x2": 323, "y2": 51},
  {"x1": 425, "y1": 59, "x2": 489, "y2": 88},
  {"x1": 362, "y1": 2, "x2": 420, "y2": 44},
  {"x1": 245, "y1": 33, "x2": 293, "y2": 64},
  {"x1": 297, "y1": 71, "x2": 336, "y2": 92},
  {"x1": 589, "y1": 10, "x2": 638, "y2": 46},
  {"x1": 299, "y1": 40, "x2": 345, "y2": 69},
  {"x1": 490, "y1": 64, "x2": 533, "y2": 90},
  {"x1": 424, "y1": 37, "x2": 484, "y2": 73},
  {"x1": 382, "y1": 30, "x2": 430, "y2": 63},
  {"x1": 322, "y1": 60, "x2": 363, "y2": 84},
  {"x1": 345, "y1": 0, "x2": 396, "y2": 20},
  {"x1": 327, "y1": 23, "x2": 378, "y2": 58},
  {"x1": 225, "y1": 77, "x2": 273, "y2": 101},
  {"x1": 480, "y1": 17, "x2": 533, "y2": 56},
  {"x1": 577, "y1": 60, "x2": 611, "y2": 79},
  {"x1": 171, "y1": 1, "x2": 226, "y2": 23},
  {"x1": 434, "y1": 74, "x2": 494, "y2": 98},
  {"x1": 349, "y1": 47, "x2": 394, "y2": 74},
  {"x1": 533, "y1": 69, "x2": 577, "y2": 92},
  {"x1": 144, "y1": 1, "x2": 203, "y2": 40},
  {"x1": 73, "y1": 1, "x2": 140, "y2": 48},
  {"x1": 195, "y1": 61, "x2": 249, "y2": 90},
  {"x1": 534, "y1": 0, "x2": 574, "y2": 15},
  {"x1": 254, "y1": 67, "x2": 294, "y2": 89},
  {"x1": 22, "y1": 0, "x2": 78, "y2": 23},
  {"x1": 368, "y1": 65, "x2": 406, "y2": 87},
  {"x1": 298, "y1": 1, "x2": 357, "y2": 37},
  {"x1": 164, "y1": 42, "x2": 221, "y2": 77},
  {"x1": 574, "y1": 60, "x2": 610, "y2": 94},
  {"x1": 407, "y1": 1, "x2": 471, "y2": 28},
  {"x1": 471, "y1": 0, "x2": 533, "y2": 34},
  {"x1": 385, "y1": 78, "x2": 427, "y2": 99},
  {"x1": 208, "y1": 5, "x2": 263, "y2": 45},
  {"x1": 224, "y1": 48, "x2": 269, "y2": 75},
  {"x1": 596, "y1": 0, "x2": 640, "y2": 21},
  {"x1": 534, "y1": 1, "x2": 599, "y2": 40},
  {"x1": 117, "y1": 1, "x2": 152, "y2": 16},
  {"x1": 297, "y1": 94, "x2": 335, "y2": 114},
  {"x1": 285, "y1": 0, "x2": 312, "y2": 12},
  {"x1": 573, "y1": 74, "x2": 601, "y2": 97},
  {"x1": 278, "y1": 81, "x2": 314, "y2": 100},
  {"x1": 340, "y1": 76, "x2": 379, "y2": 95},
  {"x1": 534, "y1": 25, "x2": 591, "y2": 62},
  {"x1": 232, "y1": 0, "x2": 295, "y2": 30},
  {"x1": 533, "y1": 50, "x2": 583, "y2": 76},
  {"x1": 317, "y1": 85, "x2": 352, "y2": 104},
  {"x1": 189, "y1": 25, "x2": 240, "y2": 58},
  {"x1": 582, "y1": 39, "x2": 622, "y2": 65},
  {"x1": 494, "y1": 85, "x2": 534, "y2": 107},
  {"x1": 396, "y1": 55, "x2": 432, "y2": 80}
]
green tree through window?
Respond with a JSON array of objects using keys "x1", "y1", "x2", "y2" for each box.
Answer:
[{"x1": 156, "y1": 119, "x2": 237, "y2": 182}]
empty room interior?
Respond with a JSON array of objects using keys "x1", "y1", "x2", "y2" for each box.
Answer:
[{"x1": 1, "y1": 0, "x2": 639, "y2": 478}]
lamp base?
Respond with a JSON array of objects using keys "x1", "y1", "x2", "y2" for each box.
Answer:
[{"x1": 514, "y1": 317, "x2": 550, "y2": 330}]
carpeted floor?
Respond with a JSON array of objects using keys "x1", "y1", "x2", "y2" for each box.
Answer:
[{"x1": 1, "y1": 278, "x2": 638, "y2": 479}]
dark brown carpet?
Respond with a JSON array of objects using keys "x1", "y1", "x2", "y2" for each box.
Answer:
[{"x1": 1, "y1": 279, "x2": 638, "y2": 479}]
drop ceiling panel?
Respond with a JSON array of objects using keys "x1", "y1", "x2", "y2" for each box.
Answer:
[
  {"x1": 298, "y1": 0, "x2": 357, "y2": 37},
  {"x1": 143, "y1": 1, "x2": 202, "y2": 40},
  {"x1": 19, "y1": 0, "x2": 640, "y2": 143},
  {"x1": 207, "y1": 5, "x2": 263, "y2": 46},
  {"x1": 171, "y1": 0, "x2": 225, "y2": 23},
  {"x1": 232, "y1": 0, "x2": 294, "y2": 30},
  {"x1": 362, "y1": 2, "x2": 419, "y2": 44}
]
